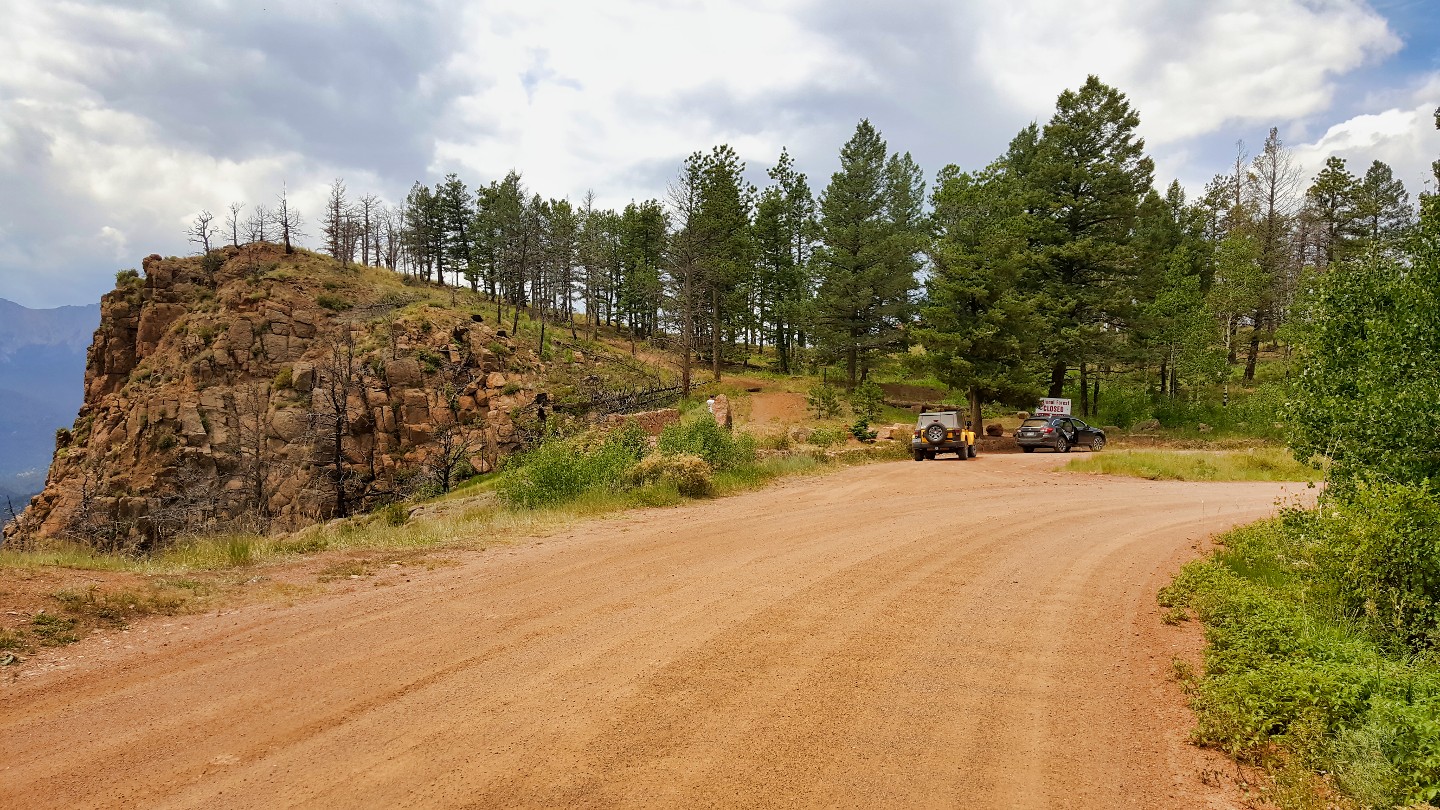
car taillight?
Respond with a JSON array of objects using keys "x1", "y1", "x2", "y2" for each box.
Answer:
[
  {"x1": 1044, "y1": 427, "x2": 1054, "y2": 434},
  {"x1": 912, "y1": 431, "x2": 921, "y2": 438}
]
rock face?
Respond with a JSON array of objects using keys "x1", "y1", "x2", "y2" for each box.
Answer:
[{"x1": 4, "y1": 246, "x2": 549, "y2": 549}]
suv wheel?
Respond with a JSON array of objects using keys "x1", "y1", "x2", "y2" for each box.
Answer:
[
  {"x1": 1055, "y1": 436, "x2": 1069, "y2": 453},
  {"x1": 1022, "y1": 446, "x2": 1035, "y2": 453},
  {"x1": 968, "y1": 444, "x2": 977, "y2": 458},
  {"x1": 1092, "y1": 435, "x2": 1105, "y2": 451},
  {"x1": 913, "y1": 450, "x2": 924, "y2": 462},
  {"x1": 922, "y1": 423, "x2": 947, "y2": 445}
]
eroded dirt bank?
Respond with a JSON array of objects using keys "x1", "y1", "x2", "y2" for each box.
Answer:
[{"x1": 0, "y1": 454, "x2": 1307, "y2": 809}]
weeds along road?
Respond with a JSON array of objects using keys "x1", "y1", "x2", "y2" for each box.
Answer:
[{"x1": 0, "y1": 453, "x2": 1309, "y2": 809}]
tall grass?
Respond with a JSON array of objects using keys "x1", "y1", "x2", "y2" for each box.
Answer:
[
  {"x1": 1161, "y1": 513, "x2": 1440, "y2": 808},
  {"x1": 1063, "y1": 448, "x2": 1322, "y2": 482}
]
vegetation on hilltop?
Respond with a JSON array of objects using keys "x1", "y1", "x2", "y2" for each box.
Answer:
[
  {"x1": 178, "y1": 78, "x2": 1420, "y2": 441},
  {"x1": 1159, "y1": 129, "x2": 1440, "y2": 808}
]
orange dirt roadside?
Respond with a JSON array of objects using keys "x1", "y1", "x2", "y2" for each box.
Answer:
[{"x1": 0, "y1": 454, "x2": 1309, "y2": 809}]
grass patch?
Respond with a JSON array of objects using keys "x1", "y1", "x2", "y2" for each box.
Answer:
[
  {"x1": 1063, "y1": 448, "x2": 1322, "y2": 482},
  {"x1": 1161, "y1": 515, "x2": 1440, "y2": 808},
  {"x1": 30, "y1": 613, "x2": 80, "y2": 646}
]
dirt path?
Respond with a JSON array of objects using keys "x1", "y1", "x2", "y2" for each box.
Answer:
[{"x1": 0, "y1": 455, "x2": 1307, "y2": 809}]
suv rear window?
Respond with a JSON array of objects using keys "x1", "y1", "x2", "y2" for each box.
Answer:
[
  {"x1": 1021, "y1": 418, "x2": 1050, "y2": 427},
  {"x1": 916, "y1": 413, "x2": 958, "y2": 428}
]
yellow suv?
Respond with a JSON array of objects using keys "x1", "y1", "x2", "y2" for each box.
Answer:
[{"x1": 911, "y1": 411, "x2": 977, "y2": 461}]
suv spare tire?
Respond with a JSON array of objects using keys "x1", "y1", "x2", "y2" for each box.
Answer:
[{"x1": 923, "y1": 422, "x2": 947, "y2": 444}]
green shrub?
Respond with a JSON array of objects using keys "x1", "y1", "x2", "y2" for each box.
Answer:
[
  {"x1": 630, "y1": 453, "x2": 713, "y2": 497},
  {"x1": 316, "y1": 293, "x2": 352, "y2": 311},
  {"x1": 200, "y1": 251, "x2": 225, "y2": 276},
  {"x1": 1165, "y1": 515, "x2": 1440, "y2": 807},
  {"x1": 657, "y1": 416, "x2": 755, "y2": 471},
  {"x1": 496, "y1": 428, "x2": 647, "y2": 509},
  {"x1": 806, "y1": 426, "x2": 847, "y2": 448},
  {"x1": 850, "y1": 418, "x2": 877, "y2": 442},
  {"x1": 415, "y1": 348, "x2": 442, "y2": 373},
  {"x1": 375, "y1": 502, "x2": 409, "y2": 527},
  {"x1": 806, "y1": 382, "x2": 843, "y2": 419},
  {"x1": 1313, "y1": 481, "x2": 1440, "y2": 650},
  {"x1": 848, "y1": 379, "x2": 884, "y2": 423}
]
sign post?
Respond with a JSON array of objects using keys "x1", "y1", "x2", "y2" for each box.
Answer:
[{"x1": 1036, "y1": 398, "x2": 1071, "y2": 417}]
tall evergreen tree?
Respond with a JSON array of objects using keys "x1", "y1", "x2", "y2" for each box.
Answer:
[
  {"x1": 1025, "y1": 76, "x2": 1154, "y2": 399},
  {"x1": 753, "y1": 148, "x2": 817, "y2": 373},
  {"x1": 1302, "y1": 156, "x2": 1360, "y2": 268},
  {"x1": 919, "y1": 162, "x2": 1043, "y2": 429},
  {"x1": 690, "y1": 145, "x2": 755, "y2": 381},
  {"x1": 1354, "y1": 160, "x2": 1412, "y2": 257},
  {"x1": 812, "y1": 119, "x2": 923, "y2": 388},
  {"x1": 436, "y1": 174, "x2": 474, "y2": 289}
]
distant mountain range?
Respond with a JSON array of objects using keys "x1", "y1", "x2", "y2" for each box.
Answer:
[{"x1": 0, "y1": 298, "x2": 100, "y2": 507}]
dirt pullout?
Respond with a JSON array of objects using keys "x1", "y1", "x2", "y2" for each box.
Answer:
[{"x1": 0, "y1": 455, "x2": 1307, "y2": 809}]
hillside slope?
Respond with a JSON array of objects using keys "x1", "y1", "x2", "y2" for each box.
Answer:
[{"x1": 5, "y1": 245, "x2": 660, "y2": 550}]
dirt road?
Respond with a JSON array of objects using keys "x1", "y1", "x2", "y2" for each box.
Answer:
[{"x1": 1, "y1": 454, "x2": 1306, "y2": 809}]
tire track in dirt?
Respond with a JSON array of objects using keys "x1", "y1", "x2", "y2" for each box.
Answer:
[{"x1": 0, "y1": 455, "x2": 1307, "y2": 809}]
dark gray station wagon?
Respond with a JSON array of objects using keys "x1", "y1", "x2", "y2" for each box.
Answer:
[{"x1": 1014, "y1": 416, "x2": 1106, "y2": 453}]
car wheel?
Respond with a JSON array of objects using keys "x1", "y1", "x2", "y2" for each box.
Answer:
[
  {"x1": 958, "y1": 446, "x2": 969, "y2": 460},
  {"x1": 913, "y1": 450, "x2": 924, "y2": 461},
  {"x1": 926, "y1": 451, "x2": 936, "y2": 460},
  {"x1": 1055, "y1": 436, "x2": 1069, "y2": 453},
  {"x1": 923, "y1": 423, "x2": 947, "y2": 445},
  {"x1": 1022, "y1": 446, "x2": 1035, "y2": 453},
  {"x1": 1092, "y1": 435, "x2": 1105, "y2": 451}
]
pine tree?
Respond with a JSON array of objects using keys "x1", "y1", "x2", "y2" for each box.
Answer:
[
  {"x1": 753, "y1": 148, "x2": 817, "y2": 373},
  {"x1": 1024, "y1": 76, "x2": 1154, "y2": 399},
  {"x1": 1302, "y1": 156, "x2": 1360, "y2": 268},
  {"x1": 1353, "y1": 160, "x2": 1412, "y2": 257},
  {"x1": 919, "y1": 162, "x2": 1044, "y2": 429},
  {"x1": 812, "y1": 120, "x2": 922, "y2": 388}
]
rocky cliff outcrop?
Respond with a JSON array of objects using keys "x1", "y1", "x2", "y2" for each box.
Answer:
[{"x1": 5, "y1": 245, "x2": 554, "y2": 550}]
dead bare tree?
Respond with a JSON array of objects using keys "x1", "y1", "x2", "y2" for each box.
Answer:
[
  {"x1": 322, "y1": 178, "x2": 355, "y2": 266},
  {"x1": 231, "y1": 381, "x2": 274, "y2": 523},
  {"x1": 225, "y1": 201, "x2": 246, "y2": 248},
  {"x1": 187, "y1": 210, "x2": 218, "y2": 254},
  {"x1": 275, "y1": 184, "x2": 305, "y2": 255},
  {"x1": 358, "y1": 194, "x2": 380, "y2": 266},
  {"x1": 246, "y1": 204, "x2": 272, "y2": 244},
  {"x1": 309, "y1": 330, "x2": 367, "y2": 519}
]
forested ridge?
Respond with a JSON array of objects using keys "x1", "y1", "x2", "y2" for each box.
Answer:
[{"x1": 184, "y1": 75, "x2": 1429, "y2": 429}]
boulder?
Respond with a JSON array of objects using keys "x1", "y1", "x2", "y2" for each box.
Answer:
[
  {"x1": 384, "y1": 357, "x2": 423, "y2": 387},
  {"x1": 710, "y1": 394, "x2": 732, "y2": 429}
]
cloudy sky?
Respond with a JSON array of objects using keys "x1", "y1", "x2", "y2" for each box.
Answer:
[{"x1": 2, "y1": 0, "x2": 1437, "y2": 309}]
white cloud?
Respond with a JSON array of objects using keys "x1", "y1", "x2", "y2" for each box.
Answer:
[
  {"x1": 0, "y1": 0, "x2": 1433, "y2": 309},
  {"x1": 1290, "y1": 77, "x2": 1440, "y2": 195},
  {"x1": 968, "y1": 0, "x2": 1400, "y2": 145},
  {"x1": 428, "y1": 0, "x2": 874, "y2": 206}
]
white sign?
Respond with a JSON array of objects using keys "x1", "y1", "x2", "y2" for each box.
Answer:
[{"x1": 1036, "y1": 398, "x2": 1071, "y2": 416}]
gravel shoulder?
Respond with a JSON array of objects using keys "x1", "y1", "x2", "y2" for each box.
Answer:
[{"x1": 0, "y1": 453, "x2": 1310, "y2": 809}]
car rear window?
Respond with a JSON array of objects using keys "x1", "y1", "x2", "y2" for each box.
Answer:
[
  {"x1": 1021, "y1": 418, "x2": 1051, "y2": 427},
  {"x1": 917, "y1": 413, "x2": 957, "y2": 428}
]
